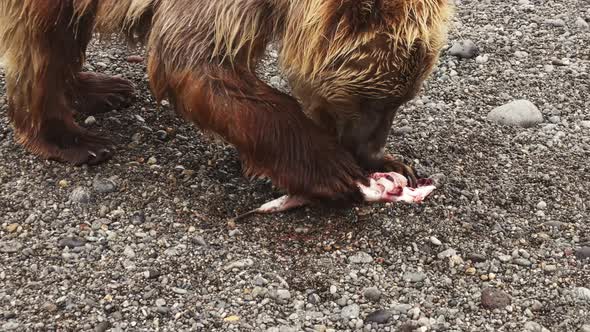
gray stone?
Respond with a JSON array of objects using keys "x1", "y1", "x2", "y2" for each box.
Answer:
[
  {"x1": 365, "y1": 309, "x2": 393, "y2": 324},
  {"x1": 575, "y1": 17, "x2": 589, "y2": 29},
  {"x1": 437, "y1": 248, "x2": 457, "y2": 259},
  {"x1": 95, "y1": 322, "x2": 110, "y2": 332},
  {"x1": 349, "y1": 252, "x2": 373, "y2": 264},
  {"x1": 277, "y1": 289, "x2": 291, "y2": 301},
  {"x1": 487, "y1": 100, "x2": 543, "y2": 127},
  {"x1": 573, "y1": 287, "x2": 590, "y2": 301},
  {"x1": 70, "y1": 187, "x2": 91, "y2": 203},
  {"x1": 362, "y1": 287, "x2": 382, "y2": 302},
  {"x1": 448, "y1": 40, "x2": 479, "y2": 58},
  {"x1": 1, "y1": 322, "x2": 19, "y2": 331},
  {"x1": 0, "y1": 241, "x2": 23, "y2": 253},
  {"x1": 544, "y1": 18, "x2": 566, "y2": 27},
  {"x1": 93, "y1": 178, "x2": 117, "y2": 194},
  {"x1": 341, "y1": 304, "x2": 360, "y2": 319},
  {"x1": 575, "y1": 247, "x2": 590, "y2": 260},
  {"x1": 58, "y1": 237, "x2": 86, "y2": 249},
  {"x1": 403, "y1": 271, "x2": 427, "y2": 283},
  {"x1": 524, "y1": 321, "x2": 550, "y2": 332},
  {"x1": 580, "y1": 324, "x2": 590, "y2": 332},
  {"x1": 481, "y1": 288, "x2": 511, "y2": 309}
]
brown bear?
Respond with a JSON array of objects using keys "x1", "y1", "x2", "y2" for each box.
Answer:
[{"x1": 0, "y1": 0, "x2": 451, "y2": 205}]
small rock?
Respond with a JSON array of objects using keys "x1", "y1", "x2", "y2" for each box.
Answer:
[
  {"x1": 95, "y1": 321, "x2": 110, "y2": 332},
  {"x1": 487, "y1": 100, "x2": 543, "y2": 128},
  {"x1": 349, "y1": 252, "x2": 373, "y2": 264},
  {"x1": 42, "y1": 302, "x2": 58, "y2": 313},
  {"x1": 362, "y1": 287, "x2": 382, "y2": 302},
  {"x1": 524, "y1": 321, "x2": 550, "y2": 332},
  {"x1": 575, "y1": 17, "x2": 589, "y2": 29},
  {"x1": 93, "y1": 178, "x2": 117, "y2": 194},
  {"x1": 514, "y1": 51, "x2": 528, "y2": 58},
  {"x1": 224, "y1": 315, "x2": 240, "y2": 323},
  {"x1": 0, "y1": 241, "x2": 23, "y2": 253},
  {"x1": 536, "y1": 201, "x2": 547, "y2": 210},
  {"x1": 580, "y1": 324, "x2": 590, "y2": 332},
  {"x1": 403, "y1": 271, "x2": 427, "y2": 283},
  {"x1": 448, "y1": 39, "x2": 479, "y2": 58},
  {"x1": 276, "y1": 289, "x2": 291, "y2": 301},
  {"x1": 581, "y1": 121, "x2": 590, "y2": 128},
  {"x1": 475, "y1": 54, "x2": 489, "y2": 64},
  {"x1": 143, "y1": 269, "x2": 161, "y2": 279},
  {"x1": 123, "y1": 246, "x2": 136, "y2": 258},
  {"x1": 575, "y1": 247, "x2": 590, "y2": 260},
  {"x1": 544, "y1": 18, "x2": 566, "y2": 27},
  {"x1": 70, "y1": 187, "x2": 91, "y2": 203},
  {"x1": 224, "y1": 258, "x2": 254, "y2": 270},
  {"x1": 543, "y1": 264, "x2": 558, "y2": 273},
  {"x1": 5, "y1": 223, "x2": 19, "y2": 233},
  {"x1": 155, "y1": 298, "x2": 166, "y2": 306},
  {"x1": 58, "y1": 237, "x2": 86, "y2": 249},
  {"x1": 84, "y1": 116, "x2": 97, "y2": 126},
  {"x1": 481, "y1": 288, "x2": 511, "y2": 309},
  {"x1": 514, "y1": 258, "x2": 532, "y2": 266},
  {"x1": 1, "y1": 322, "x2": 19, "y2": 331},
  {"x1": 573, "y1": 287, "x2": 590, "y2": 301},
  {"x1": 365, "y1": 310, "x2": 393, "y2": 324},
  {"x1": 437, "y1": 248, "x2": 457, "y2": 259},
  {"x1": 429, "y1": 236, "x2": 442, "y2": 246},
  {"x1": 308, "y1": 293, "x2": 321, "y2": 304},
  {"x1": 341, "y1": 304, "x2": 360, "y2": 319},
  {"x1": 127, "y1": 55, "x2": 144, "y2": 63}
]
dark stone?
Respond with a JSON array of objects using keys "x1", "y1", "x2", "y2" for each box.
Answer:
[
  {"x1": 365, "y1": 309, "x2": 393, "y2": 324},
  {"x1": 481, "y1": 287, "x2": 511, "y2": 309},
  {"x1": 575, "y1": 247, "x2": 590, "y2": 261},
  {"x1": 58, "y1": 237, "x2": 86, "y2": 249}
]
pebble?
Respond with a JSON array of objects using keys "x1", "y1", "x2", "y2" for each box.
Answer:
[
  {"x1": 487, "y1": 100, "x2": 543, "y2": 127},
  {"x1": 437, "y1": 248, "x2": 457, "y2": 259},
  {"x1": 580, "y1": 325, "x2": 590, "y2": 332},
  {"x1": 514, "y1": 258, "x2": 532, "y2": 266},
  {"x1": 0, "y1": 241, "x2": 23, "y2": 253},
  {"x1": 536, "y1": 201, "x2": 547, "y2": 210},
  {"x1": 58, "y1": 237, "x2": 86, "y2": 249},
  {"x1": 143, "y1": 269, "x2": 161, "y2": 279},
  {"x1": 224, "y1": 258, "x2": 254, "y2": 270},
  {"x1": 362, "y1": 287, "x2": 382, "y2": 302},
  {"x1": 93, "y1": 178, "x2": 117, "y2": 194},
  {"x1": 575, "y1": 247, "x2": 590, "y2": 260},
  {"x1": 341, "y1": 304, "x2": 360, "y2": 319},
  {"x1": 95, "y1": 322, "x2": 110, "y2": 332},
  {"x1": 365, "y1": 310, "x2": 393, "y2": 324},
  {"x1": 123, "y1": 246, "x2": 136, "y2": 258},
  {"x1": 349, "y1": 251, "x2": 373, "y2": 264},
  {"x1": 544, "y1": 18, "x2": 566, "y2": 27},
  {"x1": 1, "y1": 322, "x2": 19, "y2": 331},
  {"x1": 155, "y1": 298, "x2": 166, "y2": 306},
  {"x1": 475, "y1": 54, "x2": 489, "y2": 64},
  {"x1": 524, "y1": 321, "x2": 550, "y2": 332},
  {"x1": 276, "y1": 289, "x2": 291, "y2": 301},
  {"x1": 575, "y1": 17, "x2": 589, "y2": 29},
  {"x1": 403, "y1": 271, "x2": 427, "y2": 283},
  {"x1": 70, "y1": 187, "x2": 91, "y2": 203},
  {"x1": 543, "y1": 264, "x2": 557, "y2": 273},
  {"x1": 429, "y1": 236, "x2": 442, "y2": 246},
  {"x1": 481, "y1": 288, "x2": 511, "y2": 309},
  {"x1": 448, "y1": 39, "x2": 479, "y2": 58},
  {"x1": 573, "y1": 287, "x2": 590, "y2": 301},
  {"x1": 6, "y1": 223, "x2": 19, "y2": 233},
  {"x1": 126, "y1": 55, "x2": 144, "y2": 63}
]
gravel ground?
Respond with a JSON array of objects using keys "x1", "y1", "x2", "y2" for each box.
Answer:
[{"x1": 1, "y1": 1, "x2": 590, "y2": 331}]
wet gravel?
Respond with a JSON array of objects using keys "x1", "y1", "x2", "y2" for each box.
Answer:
[{"x1": 1, "y1": 0, "x2": 590, "y2": 331}]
